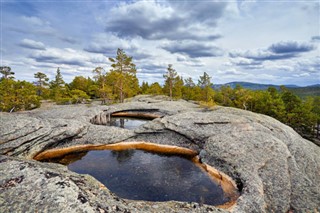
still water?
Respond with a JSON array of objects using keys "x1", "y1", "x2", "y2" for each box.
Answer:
[
  {"x1": 65, "y1": 149, "x2": 229, "y2": 205},
  {"x1": 109, "y1": 117, "x2": 148, "y2": 129}
]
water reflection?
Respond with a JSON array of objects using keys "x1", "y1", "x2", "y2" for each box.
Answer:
[
  {"x1": 111, "y1": 149, "x2": 135, "y2": 163},
  {"x1": 59, "y1": 149, "x2": 229, "y2": 205},
  {"x1": 109, "y1": 117, "x2": 148, "y2": 129}
]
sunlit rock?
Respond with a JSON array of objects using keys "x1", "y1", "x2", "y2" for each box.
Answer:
[{"x1": 0, "y1": 95, "x2": 319, "y2": 212}]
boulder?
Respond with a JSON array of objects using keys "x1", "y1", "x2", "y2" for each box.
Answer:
[{"x1": 0, "y1": 96, "x2": 319, "y2": 212}]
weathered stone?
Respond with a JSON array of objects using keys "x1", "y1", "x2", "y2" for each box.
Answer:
[
  {"x1": 0, "y1": 95, "x2": 319, "y2": 212},
  {"x1": 0, "y1": 155, "x2": 225, "y2": 212}
]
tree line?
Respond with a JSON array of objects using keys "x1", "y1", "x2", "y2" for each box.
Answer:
[{"x1": 0, "y1": 48, "x2": 319, "y2": 141}]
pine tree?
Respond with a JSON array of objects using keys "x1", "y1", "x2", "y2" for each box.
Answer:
[
  {"x1": 163, "y1": 64, "x2": 178, "y2": 100},
  {"x1": 50, "y1": 67, "x2": 66, "y2": 101},
  {"x1": 34, "y1": 72, "x2": 49, "y2": 96},
  {"x1": 198, "y1": 72, "x2": 214, "y2": 103},
  {"x1": 0, "y1": 66, "x2": 15, "y2": 80},
  {"x1": 109, "y1": 48, "x2": 137, "y2": 103},
  {"x1": 51, "y1": 68, "x2": 65, "y2": 88}
]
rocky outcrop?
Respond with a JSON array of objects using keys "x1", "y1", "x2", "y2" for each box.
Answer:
[
  {"x1": 0, "y1": 155, "x2": 223, "y2": 213},
  {"x1": 0, "y1": 95, "x2": 319, "y2": 212}
]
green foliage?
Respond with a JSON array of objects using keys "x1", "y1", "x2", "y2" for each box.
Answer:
[
  {"x1": 34, "y1": 72, "x2": 49, "y2": 98},
  {"x1": 252, "y1": 89, "x2": 285, "y2": 120},
  {"x1": 163, "y1": 64, "x2": 181, "y2": 99},
  {"x1": 3, "y1": 49, "x2": 318, "y2": 142},
  {"x1": 70, "y1": 89, "x2": 90, "y2": 104},
  {"x1": 182, "y1": 78, "x2": 197, "y2": 100},
  {"x1": 140, "y1": 81, "x2": 149, "y2": 94},
  {"x1": 92, "y1": 66, "x2": 111, "y2": 103},
  {"x1": 0, "y1": 79, "x2": 40, "y2": 112},
  {"x1": 146, "y1": 82, "x2": 163, "y2": 95},
  {"x1": 289, "y1": 86, "x2": 320, "y2": 99},
  {"x1": 50, "y1": 68, "x2": 65, "y2": 88},
  {"x1": 213, "y1": 85, "x2": 320, "y2": 141},
  {"x1": 50, "y1": 68, "x2": 67, "y2": 101},
  {"x1": 233, "y1": 85, "x2": 253, "y2": 110},
  {"x1": 109, "y1": 48, "x2": 137, "y2": 103},
  {"x1": 69, "y1": 76, "x2": 96, "y2": 99},
  {"x1": 198, "y1": 72, "x2": 215, "y2": 103},
  {"x1": 171, "y1": 76, "x2": 183, "y2": 99},
  {"x1": 55, "y1": 89, "x2": 90, "y2": 105}
]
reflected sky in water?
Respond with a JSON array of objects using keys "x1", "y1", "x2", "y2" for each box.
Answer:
[
  {"x1": 109, "y1": 117, "x2": 148, "y2": 129},
  {"x1": 67, "y1": 149, "x2": 229, "y2": 205}
]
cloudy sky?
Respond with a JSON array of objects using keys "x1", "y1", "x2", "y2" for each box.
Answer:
[{"x1": 1, "y1": 0, "x2": 319, "y2": 86}]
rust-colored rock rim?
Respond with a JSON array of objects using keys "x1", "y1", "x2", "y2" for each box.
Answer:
[{"x1": 34, "y1": 141, "x2": 240, "y2": 209}]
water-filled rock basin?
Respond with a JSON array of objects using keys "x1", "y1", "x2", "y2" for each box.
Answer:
[
  {"x1": 35, "y1": 142, "x2": 239, "y2": 207},
  {"x1": 109, "y1": 117, "x2": 148, "y2": 129}
]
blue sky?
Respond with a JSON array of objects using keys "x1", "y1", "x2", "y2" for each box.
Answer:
[{"x1": 1, "y1": 0, "x2": 319, "y2": 86}]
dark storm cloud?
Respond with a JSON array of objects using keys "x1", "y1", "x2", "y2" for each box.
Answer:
[
  {"x1": 162, "y1": 41, "x2": 223, "y2": 58},
  {"x1": 268, "y1": 41, "x2": 315, "y2": 54},
  {"x1": 104, "y1": 0, "x2": 226, "y2": 41}
]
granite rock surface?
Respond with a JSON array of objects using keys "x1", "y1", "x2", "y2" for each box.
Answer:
[{"x1": 0, "y1": 95, "x2": 319, "y2": 212}]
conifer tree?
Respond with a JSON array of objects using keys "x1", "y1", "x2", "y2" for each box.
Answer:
[
  {"x1": 50, "y1": 67, "x2": 66, "y2": 101},
  {"x1": 0, "y1": 66, "x2": 15, "y2": 80},
  {"x1": 109, "y1": 48, "x2": 137, "y2": 103},
  {"x1": 163, "y1": 64, "x2": 178, "y2": 100},
  {"x1": 34, "y1": 72, "x2": 49, "y2": 96},
  {"x1": 198, "y1": 72, "x2": 214, "y2": 102}
]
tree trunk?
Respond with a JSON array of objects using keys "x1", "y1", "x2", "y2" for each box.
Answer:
[
  {"x1": 169, "y1": 80, "x2": 173, "y2": 100},
  {"x1": 120, "y1": 78, "x2": 124, "y2": 103}
]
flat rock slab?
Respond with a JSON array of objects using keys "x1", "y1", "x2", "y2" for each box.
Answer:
[{"x1": 0, "y1": 95, "x2": 319, "y2": 212}]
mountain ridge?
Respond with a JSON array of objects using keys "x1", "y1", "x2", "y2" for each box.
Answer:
[
  {"x1": 213, "y1": 81, "x2": 319, "y2": 90},
  {"x1": 212, "y1": 81, "x2": 320, "y2": 98}
]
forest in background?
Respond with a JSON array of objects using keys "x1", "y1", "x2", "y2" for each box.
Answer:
[{"x1": 0, "y1": 49, "x2": 319, "y2": 142}]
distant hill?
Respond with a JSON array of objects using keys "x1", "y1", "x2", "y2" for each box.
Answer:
[
  {"x1": 288, "y1": 85, "x2": 320, "y2": 99},
  {"x1": 213, "y1": 81, "x2": 320, "y2": 98},
  {"x1": 213, "y1": 81, "x2": 298, "y2": 90}
]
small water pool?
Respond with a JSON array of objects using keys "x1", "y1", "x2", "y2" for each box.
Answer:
[
  {"x1": 109, "y1": 117, "x2": 148, "y2": 129},
  {"x1": 49, "y1": 149, "x2": 230, "y2": 205}
]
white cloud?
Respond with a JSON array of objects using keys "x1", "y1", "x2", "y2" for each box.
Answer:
[
  {"x1": 162, "y1": 40, "x2": 224, "y2": 58},
  {"x1": 103, "y1": 0, "x2": 225, "y2": 41},
  {"x1": 21, "y1": 16, "x2": 50, "y2": 26},
  {"x1": 19, "y1": 39, "x2": 46, "y2": 50},
  {"x1": 218, "y1": 68, "x2": 247, "y2": 76},
  {"x1": 293, "y1": 73, "x2": 310, "y2": 77},
  {"x1": 2, "y1": 1, "x2": 319, "y2": 86}
]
